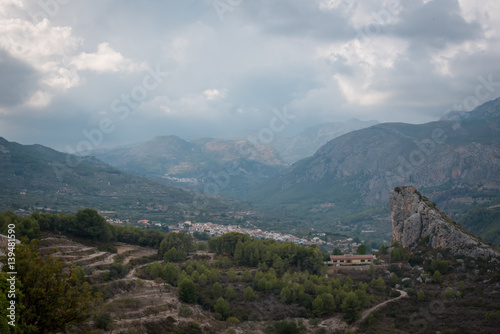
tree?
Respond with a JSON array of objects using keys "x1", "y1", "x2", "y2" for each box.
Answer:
[
  {"x1": 146, "y1": 261, "x2": 162, "y2": 279},
  {"x1": 161, "y1": 263, "x2": 180, "y2": 285},
  {"x1": 74, "y1": 208, "x2": 113, "y2": 242},
  {"x1": 390, "y1": 273, "x2": 398, "y2": 287},
  {"x1": 356, "y1": 244, "x2": 367, "y2": 255},
  {"x1": 225, "y1": 285, "x2": 236, "y2": 301},
  {"x1": 342, "y1": 292, "x2": 361, "y2": 324},
  {"x1": 159, "y1": 232, "x2": 194, "y2": 256},
  {"x1": 198, "y1": 273, "x2": 208, "y2": 286},
  {"x1": 280, "y1": 286, "x2": 293, "y2": 304},
  {"x1": 0, "y1": 241, "x2": 100, "y2": 332},
  {"x1": 417, "y1": 289, "x2": 427, "y2": 301},
  {"x1": 332, "y1": 247, "x2": 343, "y2": 255},
  {"x1": 208, "y1": 269, "x2": 221, "y2": 283},
  {"x1": 214, "y1": 297, "x2": 231, "y2": 320},
  {"x1": 313, "y1": 293, "x2": 335, "y2": 317},
  {"x1": 444, "y1": 288, "x2": 455, "y2": 299},
  {"x1": 178, "y1": 278, "x2": 197, "y2": 303},
  {"x1": 390, "y1": 245, "x2": 410, "y2": 262},
  {"x1": 94, "y1": 312, "x2": 113, "y2": 330},
  {"x1": 243, "y1": 286, "x2": 257, "y2": 301},
  {"x1": 163, "y1": 247, "x2": 187, "y2": 262},
  {"x1": 367, "y1": 263, "x2": 375, "y2": 277},
  {"x1": 432, "y1": 270, "x2": 443, "y2": 284},
  {"x1": 431, "y1": 259, "x2": 449, "y2": 274},
  {"x1": 379, "y1": 244, "x2": 388, "y2": 255},
  {"x1": 227, "y1": 268, "x2": 237, "y2": 282},
  {"x1": 212, "y1": 282, "x2": 224, "y2": 299},
  {"x1": 242, "y1": 269, "x2": 252, "y2": 282},
  {"x1": 370, "y1": 276, "x2": 386, "y2": 292}
]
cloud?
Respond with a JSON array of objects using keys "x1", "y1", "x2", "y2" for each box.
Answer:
[
  {"x1": 1, "y1": 0, "x2": 500, "y2": 149},
  {"x1": 71, "y1": 42, "x2": 145, "y2": 73},
  {"x1": 0, "y1": 49, "x2": 39, "y2": 107},
  {"x1": 204, "y1": 89, "x2": 227, "y2": 101}
]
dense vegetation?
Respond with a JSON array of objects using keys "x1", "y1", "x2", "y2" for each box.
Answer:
[
  {"x1": 141, "y1": 231, "x2": 391, "y2": 324},
  {"x1": 2, "y1": 209, "x2": 500, "y2": 333},
  {"x1": 0, "y1": 240, "x2": 100, "y2": 333}
]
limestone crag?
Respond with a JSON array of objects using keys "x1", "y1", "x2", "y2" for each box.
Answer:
[{"x1": 390, "y1": 186, "x2": 500, "y2": 259}]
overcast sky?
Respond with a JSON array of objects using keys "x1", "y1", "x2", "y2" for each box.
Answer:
[{"x1": 1, "y1": 0, "x2": 499, "y2": 152}]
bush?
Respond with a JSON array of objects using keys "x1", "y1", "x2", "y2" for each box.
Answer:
[
  {"x1": 431, "y1": 259, "x2": 449, "y2": 274},
  {"x1": 178, "y1": 305, "x2": 193, "y2": 317},
  {"x1": 432, "y1": 270, "x2": 443, "y2": 284},
  {"x1": 389, "y1": 290, "x2": 401, "y2": 298},
  {"x1": 178, "y1": 278, "x2": 197, "y2": 303},
  {"x1": 189, "y1": 322, "x2": 200, "y2": 329},
  {"x1": 273, "y1": 320, "x2": 305, "y2": 334},
  {"x1": 309, "y1": 318, "x2": 322, "y2": 327},
  {"x1": 485, "y1": 311, "x2": 500, "y2": 322},
  {"x1": 94, "y1": 313, "x2": 113, "y2": 330},
  {"x1": 444, "y1": 288, "x2": 455, "y2": 299},
  {"x1": 417, "y1": 290, "x2": 427, "y2": 301},
  {"x1": 227, "y1": 317, "x2": 240, "y2": 326}
]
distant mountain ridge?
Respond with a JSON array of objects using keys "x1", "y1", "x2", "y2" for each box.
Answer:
[
  {"x1": 93, "y1": 136, "x2": 287, "y2": 198},
  {"x1": 0, "y1": 137, "x2": 243, "y2": 222}
]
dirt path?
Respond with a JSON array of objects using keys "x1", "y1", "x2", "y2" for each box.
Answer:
[{"x1": 350, "y1": 289, "x2": 408, "y2": 331}]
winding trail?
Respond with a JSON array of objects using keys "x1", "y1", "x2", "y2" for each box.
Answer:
[{"x1": 351, "y1": 289, "x2": 408, "y2": 331}]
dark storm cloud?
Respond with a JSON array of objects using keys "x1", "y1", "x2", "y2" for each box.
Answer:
[
  {"x1": 0, "y1": 49, "x2": 39, "y2": 107},
  {"x1": 1, "y1": 0, "x2": 499, "y2": 150},
  {"x1": 389, "y1": 0, "x2": 482, "y2": 48},
  {"x1": 237, "y1": 0, "x2": 353, "y2": 40}
]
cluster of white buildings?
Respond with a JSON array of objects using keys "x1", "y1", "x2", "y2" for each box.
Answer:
[{"x1": 182, "y1": 221, "x2": 357, "y2": 251}]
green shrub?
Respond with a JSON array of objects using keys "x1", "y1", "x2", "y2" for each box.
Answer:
[
  {"x1": 417, "y1": 290, "x2": 427, "y2": 301},
  {"x1": 94, "y1": 313, "x2": 113, "y2": 330},
  {"x1": 444, "y1": 288, "x2": 455, "y2": 299},
  {"x1": 178, "y1": 305, "x2": 193, "y2": 317}
]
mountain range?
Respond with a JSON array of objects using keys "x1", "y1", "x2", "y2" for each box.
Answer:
[
  {"x1": 92, "y1": 136, "x2": 286, "y2": 198},
  {"x1": 2, "y1": 98, "x2": 500, "y2": 246},
  {"x1": 0, "y1": 137, "x2": 248, "y2": 224},
  {"x1": 245, "y1": 97, "x2": 500, "y2": 243}
]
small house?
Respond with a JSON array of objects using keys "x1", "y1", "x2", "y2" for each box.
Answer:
[{"x1": 330, "y1": 254, "x2": 374, "y2": 266}]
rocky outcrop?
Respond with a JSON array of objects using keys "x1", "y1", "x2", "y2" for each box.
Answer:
[{"x1": 390, "y1": 186, "x2": 500, "y2": 259}]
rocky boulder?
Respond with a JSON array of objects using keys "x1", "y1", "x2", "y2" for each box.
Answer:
[{"x1": 390, "y1": 186, "x2": 499, "y2": 259}]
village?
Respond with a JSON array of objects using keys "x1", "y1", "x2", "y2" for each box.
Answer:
[{"x1": 103, "y1": 213, "x2": 363, "y2": 255}]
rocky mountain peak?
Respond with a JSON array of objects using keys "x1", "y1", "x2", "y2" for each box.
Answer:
[{"x1": 390, "y1": 186, "x2": 500, "y2": 259}]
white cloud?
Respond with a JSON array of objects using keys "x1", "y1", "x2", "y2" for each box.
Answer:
[
  {"x1": 317, "y1": 36, "x2": 408, "y2": 106},
  {"x1": 71, "y1": 42, "x2": 145, "y2": 73},
  {"x1": 0, "y1": 17, "x2": 80, "y2": 107},
  {"x1": 203, "y1": 89, "x2": 227, "y2": 101}
]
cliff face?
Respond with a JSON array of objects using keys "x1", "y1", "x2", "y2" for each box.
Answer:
[{"x1": 390, "y1": 186, "x2": 499, "y2": 259}]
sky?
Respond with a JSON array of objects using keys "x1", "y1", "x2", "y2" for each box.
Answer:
[{"x1": 1, "y1": 0, "x2": 500, "y2": 152}]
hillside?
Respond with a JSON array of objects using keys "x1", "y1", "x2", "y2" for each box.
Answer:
[
  {"x1": 3, "y1": 202, "x2": 500, "y2": 333},
  {"x1": 0, "y1": 137, "x2": 247, "y2": 223},
  {"x1": 93, "y1": 136, "x2": 287, "y2": 198},
  {"x1": 246, "y1": 98, "x2": 500, "y2": 238}
]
